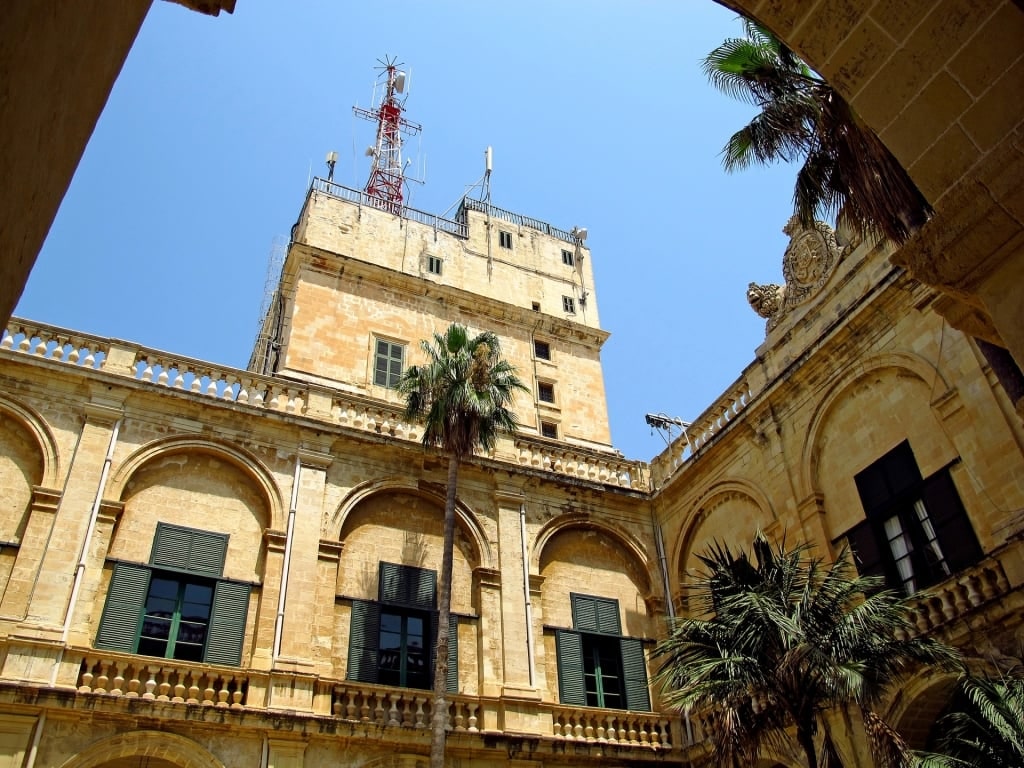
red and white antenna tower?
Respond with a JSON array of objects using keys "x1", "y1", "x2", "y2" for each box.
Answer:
[{"x1": 353, "y1": 56, "x2": 422, "y2": 213}]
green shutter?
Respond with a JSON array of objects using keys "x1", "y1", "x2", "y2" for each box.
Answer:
[
  {"x1": 347, "y1": 599, "x2": 381, "y2": 683},
  {"x1": 619, "y1": 637, "x2": 651, "y2": 712},
  {"x1": 571, "y1": 593, "x2": 621, "y2": 635},
  {"x1": 151, "y1": 523, "x2": 227, "y2": 577},
  {"x1": 95, "y1": 562, "x2": 151, "y2": 652},
  {"x1": 379, "y1": 562, "x2": 436, "y2": 608},
  {"x1": 204, "y1": 580, "x2": 250, "y2": 666},
  {"x1": 555, "y1": 629, "x2": 586, "y2": 706},
  {"x1": 446, "y1": 613, "x2": 459, "y2": 694}
]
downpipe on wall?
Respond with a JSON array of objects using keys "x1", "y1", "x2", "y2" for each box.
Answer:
[{"x1": 520, "y1": 503, "x2": 536, "y2": 687}]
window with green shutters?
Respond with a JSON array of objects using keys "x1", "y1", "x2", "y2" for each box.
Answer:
[
  {"x1": 554, "y1": 593, "x2": 651, "y2": 711},
  {"x1": 95, "y1": 524, "x2": 250, "y2": 666},
  {"x1": 347, "y1": 562, "x2": 458, "y2": 692}
]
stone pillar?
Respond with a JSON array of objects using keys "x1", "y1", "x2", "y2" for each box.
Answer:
[
  {"x1": 0, "y1": 486, "x2": 60, "y2": 619},
  {"x1": 494, "y1": 488, "x2": 536, "y2": 698},
  {"x1": 252, "y1": 530, "x2": 285, "y2": 670},
  {"x1": 275, "y1": 449, "x2": 332, "y2": 667},
  {"x1": 0, "y1": 713, "x2": 37, "y2": 768},
  {"x1": 24, "y1": 400, "x2": 122, "y2": 633},
  {"x1": 65, "y1": 500, "x2": 124, "y2": 646},
  {"x1": 266, "y1": 738, "x2": 306, "y2": 768},
  {"x1": 796, "y1": 493, "x2": 834, "y2": 558},
  {"x1": 473, "y1": 566, "x2": 503, "y2": 699}
]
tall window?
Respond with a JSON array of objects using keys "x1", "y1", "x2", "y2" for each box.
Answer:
[
  {"x1": 561, "y1": 249, "x2": 575, "y2": 266},
  {"x1": 95, "y1": 523, "x2": 251, "y2": 666},
  {"x1": 348, "y1": 562, "x2": 458, "y2": 692},
  {"x1": 499, "y1": 230, "x2": 513, "y2": 249},
  {"x1": 538, "y1": 381, "x2": 555, "y2": 404},
  {"x1": 534, "y1": 339, "x2": 551, "y2": 360},
  {"x1": 554, "y1": 594, "x2": 650, "y2": 711},
  {"x1": 845, "y1": 441, "x2": 982, "y2": 595},
  {"x1": 374, "y1": 339, "x2": 405, "y2": 388}
]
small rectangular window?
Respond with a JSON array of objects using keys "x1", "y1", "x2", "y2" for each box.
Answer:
[
  {"x1": 538, "y1": 382, "x2": 555, "y2": 404},
  {"x1": 426, "y1": 255, "x2": 442, "y2": 275},
  {"x1": 499, "y1": 230, "x2": 513, "y2": 249},
  {"x1": 562, "y1": 296, "x2": 576, "y2": 314},
  {"x1": 531, "y1": 302, "x2": 541, "y2": 312},
  {"x1": 562, "y1": 249, "x2": 575, "y2": 266},
  {"x1": 534, "y1": 340, "x2": 551, "y2": 360},
  {"x1": 541, "y1": 421, "x2": 558, "y2": 439},
  {"x1": 374, "y1": 339, "x2": 406, "y2": 388}
]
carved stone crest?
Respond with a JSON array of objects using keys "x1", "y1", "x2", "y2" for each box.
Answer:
[{"x1": 747, "y1": 217, "x2": 843, "y2": 331}]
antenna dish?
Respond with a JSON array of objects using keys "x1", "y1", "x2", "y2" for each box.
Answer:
[{"x1": 571, "y1": 227, "x2": 588, "y2": 241}]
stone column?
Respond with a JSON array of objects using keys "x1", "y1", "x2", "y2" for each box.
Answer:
[
  {"x1": 494, "y1": 487, "x2": 535, "y2": 698},
  {"x1": 275, "y1": 449, "x2": 332, "y2": 667},
  {"x1": 24, "y1": 400, "x2": 122, "y2": 634},
  {"x1": 473, "y1": 566, "x2": 503, "y2": 699},
  {"x1": 65, "y1": 500, "x2": 124, "y2": 646},
  {"x1": 0, "y1": 487, "x2": 60, "y2": 619}
]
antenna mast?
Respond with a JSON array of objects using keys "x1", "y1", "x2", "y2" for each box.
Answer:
[{"x1": 353, "y1": 56, "x2": 422, "y2": 214}]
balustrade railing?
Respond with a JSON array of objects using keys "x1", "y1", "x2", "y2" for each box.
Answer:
[
  {"x1": 76, "y1": 652, "x2": 246, "y2": 708},
  {"x1": 544, "y1": 704, "x2": 677, "y2": 750},
  {"x1": 904, "y1": 554, "x2": 1014, "y2": 637},
  {"x1": 311, "y1": 178, "x2": 468, "y2": 238},
  {"x1": 650, "y1": 374, "x2": 756, "y2": 485},
  {"x1": 326, "y1": 681, "x2": 483, "y2": 732},
  {"x1": 1, "y1": 322, "x2": 108, "y2": 369},
  {"x1": 515, "y1": 438, "x2": 647, "y2": 490}
]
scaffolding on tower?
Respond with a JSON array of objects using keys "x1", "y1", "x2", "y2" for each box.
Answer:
[{"x1": 353, "y1": 57, "x2": 422, "y2": 215}]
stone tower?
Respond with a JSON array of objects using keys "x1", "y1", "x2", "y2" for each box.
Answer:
[{"x1": 250, "y1": 180, "x2": 615, "y2": 450}]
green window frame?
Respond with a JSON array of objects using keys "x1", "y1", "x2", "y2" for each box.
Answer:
[
  {"x1": 347, "y1": 562, "x2": 458, "y2": 692},
  {"x1": 95, "y1": 524, "x2": 250, "y2": 666},
  {"x1": 373, "y1": 339, "x2": 405, "y2": 388},
  {"x1": 554, "y1": 593, "x2": 651, "y2": 711}
]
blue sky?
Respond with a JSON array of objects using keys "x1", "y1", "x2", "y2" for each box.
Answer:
[{"x1": 16, "y1": 1, "x2": 799, "y2": 462}]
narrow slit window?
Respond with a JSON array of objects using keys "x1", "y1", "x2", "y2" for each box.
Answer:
[
  {"x1": 562, "y1": 249, "x2": 575, "y2": 266},
  {"x1": 426, "y1": 255, "x2": 442, "y2": 275}
]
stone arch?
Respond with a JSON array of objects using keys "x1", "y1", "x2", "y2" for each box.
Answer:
[
  {"x1": 107, "y1": 435, "x2": 284, "y2": 531},
  {"x1": 57, "y1": 730, "x2": 225, "y2": 768},
  {"x1": 671, "y1": 479, "x2": 777, "y2": 591},
  {"x1": 106, "y1": 436, "x2": 283, "y2": 583},
  {"x1": 799, "y1": 351, "x2": 958, "y2": 540},
  {"x1": 535, "y1": 514, "x2": 655, "y2": 638},
  {"x1": 886, "y1": 670, "x2": 960, "y2": 750},
  {"x1": 334, "y1": 477, "x2": 492, "y2": 570},
  {"x1": 0, "y1": 393, "x2": 60, "y2": 488}
]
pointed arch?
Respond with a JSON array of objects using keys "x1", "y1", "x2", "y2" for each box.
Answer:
[
  {"x1": 106, "y1": 435, "x2": 285, "y2": 531},
  {"x1": 333, "y1": 477, "x2": 492, "y2": 570},
  {"x1": 0, "y1": 393, "x2": 60, "y2": 487},
  {"x1": 57, "y1": 730, "x2": 225, "y2": 768}
]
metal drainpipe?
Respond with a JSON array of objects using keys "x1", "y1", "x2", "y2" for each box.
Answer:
[
  {"x1": 272, "y1": 456, "x2": 301, "y2": 665},
  {"x1": 23, "y1": 711, "x2": 45, "y2": 768},
  {"x1": 51, "y1": 418, "x2": 122, "y2": 686},
  {"x1": 519, "y1": 503, "x2": 536, "y2": 687},
  {"x1": 259, "y1": 734, "x2": 269, "y2": 768},
  {"x1": 651, "y1": 509, "x2": 674, "y2": 620}
]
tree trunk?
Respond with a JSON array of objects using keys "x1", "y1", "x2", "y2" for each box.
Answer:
[
  {"x1": 797, "y1": 720, "x2": 819, "y2": 768},
  {"x1": 429, "y1": 453, "x2": 460, "y2": 768}
]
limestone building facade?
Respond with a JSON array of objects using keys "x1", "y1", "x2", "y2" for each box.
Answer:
[{"x1": 0, "y1": 178, "x2": 1022, "y2": 768}]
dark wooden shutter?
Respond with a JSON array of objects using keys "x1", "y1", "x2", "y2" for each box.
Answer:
[
  {"x1": 446, "y1": 613, "x2": 459, "y2": 694},
  {"x1": 555, "y1": 629, "x2": 586, "y2": 706},
  {"x1": 923, "y1": 470, "x2": 982, "y2": 573},
  {"x1": 845, "y1": 519, "x2": 886, "y2": 581},
  {"x1": 204, "y1": 580, "x2": 250, "y2": 666},
  {"x1": 347, "y1": 599, "x2": 381, "y2": 683},
  {"x1": 571, "y1": 593, "x2": 621, "y2": 635},
  {"x1": 95, "y1": 562, "x2": 151, "y2": 652},
  {"x1": 379, "y1": 562, "x2": 436, "y2": 609},
  {"x1": 620, "y1": 637, "x2": 651, "y2": 712},
  {"x1": 151, "y1": 523, "x2": 227, "y2": 577}
]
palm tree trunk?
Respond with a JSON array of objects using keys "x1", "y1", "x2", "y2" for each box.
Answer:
[
  {"x1": 797, "y1": 720, "x2": 819, "y2": 768},
  {"x1": 429, "y1": 452, "x2": 460, "y2": 768}
]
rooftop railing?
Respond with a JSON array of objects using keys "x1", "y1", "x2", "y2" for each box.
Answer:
[{"x1": 310, "y1": 177, "x2": 468, "y2": 238}]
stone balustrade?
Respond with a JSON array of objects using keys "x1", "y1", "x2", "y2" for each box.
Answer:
[
  {"x1": 327, "y1": 681, "x2": 483, "y2": 733},
  {"x1": 544, "y1": 703, "x2": 678, "y2": 750},
  {"x1": 1, "y1": 321, "x2": 108, "y2": 369},
  {"x1": 514, "y1": 438, "x2": 647, "y2": 490},
  {"x1": 2, "y1": 317, "x2": 649, "y2": 489},
  {"x1": 75, "y1": 652, "x2": 247, "y2": 708},
  {"x1": 650, "y1": 375, "x2": 756, "y2": 485},
  {"x1": 904, "y1": 553, "x2": 1014, "y2": 637}
]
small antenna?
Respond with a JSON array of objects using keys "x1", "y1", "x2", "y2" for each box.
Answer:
[
  {"x1": 482, "y1": 146, "x2": 492, "y2": 204},
  {"x1": 645, "y1": 413, "x2": 692, "y2": 448}
]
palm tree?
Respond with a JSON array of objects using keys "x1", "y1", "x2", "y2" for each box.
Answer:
[
  {"x1": 916, "y1": 673, "x2": 1024, "y2": 767},
  {"x1": 705, "y1": 18, "x2": 932, "y2": 244},
  {"x1": 398, "y1": 323, "x2": 527, "y2": 768},
  {"x1": 653, "y1": 532, "x2": 960, "y2": 768}
]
